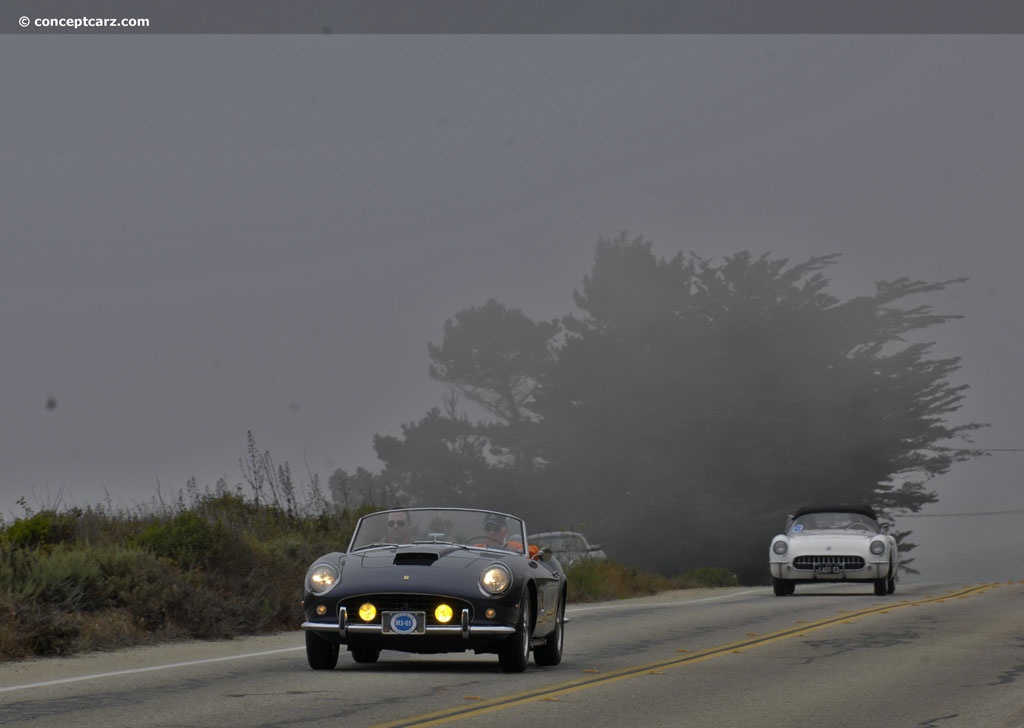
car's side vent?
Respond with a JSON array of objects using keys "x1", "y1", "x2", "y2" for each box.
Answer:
[{"x1": 393, "y1": 552, "x2": 440, "y2": 566}]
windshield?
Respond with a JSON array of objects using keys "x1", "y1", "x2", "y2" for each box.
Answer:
[
  {"x1": 791, "y1": 512, "x2": 880, "y2": 533},
  {"x1": 349, "y1": 508, "x2": 527, "y2": 555}
]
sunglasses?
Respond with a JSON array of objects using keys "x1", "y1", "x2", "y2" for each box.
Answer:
[
  {"x1": 484, "y1": 523, "x2": 503, "y2": 532},
  {"x1": 387, "y1": 520, "x2": 407, "y2": 528}
]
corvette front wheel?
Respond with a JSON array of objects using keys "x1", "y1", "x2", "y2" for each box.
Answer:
[{"x1": 772, "y1": 577, "x2": 794, "y2": 596}]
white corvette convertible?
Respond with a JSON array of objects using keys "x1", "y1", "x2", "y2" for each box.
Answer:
[{"x1": 769, "y1": 504, "x2": 898, "y2": 596}]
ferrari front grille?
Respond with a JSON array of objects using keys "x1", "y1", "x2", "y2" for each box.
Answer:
[
  {"x1": 340, "y1": 594, "x2": 474, "y2": 626},
  {"x1": 793, "y1": 555, "x2": 866, "y2": 571}
]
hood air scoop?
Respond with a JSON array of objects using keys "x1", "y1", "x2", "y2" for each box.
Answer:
[{"x1": 393, "y1": 552, "x2": 439, "y2": 566}]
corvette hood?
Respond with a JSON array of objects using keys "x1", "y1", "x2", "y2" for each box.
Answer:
[{"x1": 785, "y1": 532, "x2": 877, "y2": 552}]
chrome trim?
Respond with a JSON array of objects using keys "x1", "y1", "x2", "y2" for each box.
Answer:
[
  {"x1": 301, "y1": 621, "x2": 514, "y2": 635},
  {"x1": 461, "y1": 608, "x2": 470, "y2": 639},
  {"x1": 339, "y1": 605, "x2": 348, "y2": 632}
]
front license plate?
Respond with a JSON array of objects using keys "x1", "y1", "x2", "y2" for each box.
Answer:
[
  {"x1": 816, "y1": 565, "x2": 841, "y2": 575},
  {"x1": 382, "y1": 611, "x2": 425, "y2": 635}
]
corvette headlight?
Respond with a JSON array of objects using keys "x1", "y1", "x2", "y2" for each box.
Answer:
[
  {"x1": 772, "y1": 540, "x2": 788, "y2": 555},
  {"x1": 480, "y1": 564, "x2": 513, "y2": 596},
  {"x1": 870, "y1": 540, "x2": 886, "y2": 556},
  {"x1": 306, "y1": 562, "x2": 340, "y2": 595}
]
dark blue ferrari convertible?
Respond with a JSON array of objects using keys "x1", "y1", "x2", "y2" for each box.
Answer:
[{"x1": 301, "y1": 507, "x2": 567, "y2": 672}]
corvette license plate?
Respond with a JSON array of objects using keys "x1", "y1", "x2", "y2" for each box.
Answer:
[
  {"x1": 382, "y1": 611, "x2": 425, "y2": 635},
  {"x1": 815, "y1": 565, "x2": 841, "y2": 575}
]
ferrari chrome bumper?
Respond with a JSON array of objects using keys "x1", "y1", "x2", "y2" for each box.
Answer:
[{"x1": 301, "y1": 606, "x2": 515, "y2": 637}]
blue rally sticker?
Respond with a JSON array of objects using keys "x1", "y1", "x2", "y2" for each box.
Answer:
[
  {"x1": 791, "y1": 524, "x2": 804, "y2": 532},
  {"x1": 390, "y1": 612, "x2": 417, "y2": 634}
]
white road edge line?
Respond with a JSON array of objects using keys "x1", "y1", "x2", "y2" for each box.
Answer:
[{"x1": 0, "y1": 646, "x2": 304, "y2": 694}]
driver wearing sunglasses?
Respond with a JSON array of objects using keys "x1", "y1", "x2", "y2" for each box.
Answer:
[
  {"x1": 478, "y1": 513, "x2": 524, "y2": 553},
  {"x1": 385, "y1": 511, "x2": 413, "y2": 544}
]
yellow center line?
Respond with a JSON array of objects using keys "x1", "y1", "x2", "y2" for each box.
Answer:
[{"x1": 372, "y1": 583, "x2": 998, "y2": 728}]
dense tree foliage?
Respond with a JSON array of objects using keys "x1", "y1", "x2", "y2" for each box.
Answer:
[{"x1": 373, "y1": 234, "x2": 985, "y2": 583}]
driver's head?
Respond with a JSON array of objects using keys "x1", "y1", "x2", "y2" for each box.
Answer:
[
  {"x1": 484, "y1": 513, "x2": 507, "y2": 539},
  {"x1": 386, "y1": 510, "x2": 412, "y2": 542}
]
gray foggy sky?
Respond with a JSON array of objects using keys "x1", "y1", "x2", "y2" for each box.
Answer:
[{"x1": 2, "y1": 36, "x2": 1022, "y2": 580}]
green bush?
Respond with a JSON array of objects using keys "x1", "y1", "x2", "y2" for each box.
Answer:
[
  {"x1": 0, "y1": 510, "x2": 79, "y2": 549},
  {"x1": 15, "y1": 546, "x2": 108, "y2": 609},
  {"x1": 134, "y1": 512, "x2": 220, "y2": 569}
]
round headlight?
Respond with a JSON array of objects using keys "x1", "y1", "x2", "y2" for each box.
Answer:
[
  {"x1": 772, "y1": 540, "x2": 788, "y2": 555},
  {"x1": 306, "y1": 562, "x2": 340, "y2": 595},
  {"x1": 480, "y1": 564, "x2": 513, "y2": 595},
  {"x1": 870, "y1": 540, "x2": 886, "y2": 556}
]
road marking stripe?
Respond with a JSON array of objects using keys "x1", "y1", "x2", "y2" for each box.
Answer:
[
  {"x1": 372, "y1": 583, "x2": 999, "y2": 728},
  {"x1": 0, "y1": 647, "x2": 304, "y2": 693}
]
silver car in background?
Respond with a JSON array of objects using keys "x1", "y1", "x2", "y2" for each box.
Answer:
[{"x1": 529, "y1": 531, "x2": 607, "y2": 567}]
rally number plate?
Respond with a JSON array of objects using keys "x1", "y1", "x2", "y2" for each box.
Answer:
[{"x1": 382, "y1": 611, "x2": 425, "y2": 635}]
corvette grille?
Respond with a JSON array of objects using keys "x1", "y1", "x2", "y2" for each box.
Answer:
[
  {"x1": 340, "y1": 594, "x2": 474, "y2": 626},
  {"x1": 793, "y1": 555, "x2": 866, "y2": 571}
]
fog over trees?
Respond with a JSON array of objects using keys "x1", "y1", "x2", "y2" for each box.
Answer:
[{"x1": 340, "y1": 234, "x2": 984, "y2": 584}]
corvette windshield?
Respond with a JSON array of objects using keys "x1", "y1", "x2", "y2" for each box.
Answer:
[
  {"x1": 349, "y1": 508, "x2": 527, "y2": 555},
  {"x1": 791, "y1": 512, "x2": 879, "y2": 532}
]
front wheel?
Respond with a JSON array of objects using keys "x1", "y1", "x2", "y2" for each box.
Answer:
[
  {"x1": 886, "y1": 563, "x2": 896, "y2": 594},
  {"x1": 772, "y1": 577, "x2": 794, "y2": 596},
  {"x1": 498, "y1": 594, "x2": 531, "y2": 673},
  {"x1": 533, "y1": 592, "x2": 565, "y2": 667},
  {"x1": 305, "y1": 631, "x2": 340, "y2": 670},
  {"x1": 873, "y1": 577, "x2": 888, "y2": 596}
]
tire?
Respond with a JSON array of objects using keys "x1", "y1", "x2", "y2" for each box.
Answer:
[
  {"x1": 532, "y1": 592, "x2": 565, "y2": 667},
  {"x1": 886, "y1": 563, "x2": 897, "y2": 594},
  {"x1": 873, "y1": 577, "x2": 887, "y2": 596},
  {"x1": 498, "y1": 593, "x2": 531, "y2": 673},
  {"x1": 772, "y1": 577, "x2": 794, "y2": 596},
  {"x1": 305, "y1": 631, "x2": 340, "y2": 670},
  {"x1": 351, "y1": 647, "x2": 381, "y2": 664}
]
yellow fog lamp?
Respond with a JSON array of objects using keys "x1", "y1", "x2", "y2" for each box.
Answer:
[
  {"x1": 434, "y1": 604, "x2": 454, "y2": 623},
  {"x1": 315, "y1": 605, "x2": 328, "y2": 616},
  {"x1": 358, "y1": 603, "x2": 377, "y2": 622}
]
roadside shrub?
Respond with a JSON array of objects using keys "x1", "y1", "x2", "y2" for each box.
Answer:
[
  {"x1": 0, "y1": 543, "x2": 39, "y2": 595},
  {"x1": 567, "y1": 559, "x2": 682, "y2": 602},
  {"x1": 679, "y1": 566, "x2": 740, "y2": 588},
  {"x1": 12, "y1": 545, "x2": 109, "y2": 610},
  {"x1": 134, "y1": 512, "x2": 220, "y2": 569},
  {"x1": 0, "y1": 510, "x2": 79, "y2": 549}
]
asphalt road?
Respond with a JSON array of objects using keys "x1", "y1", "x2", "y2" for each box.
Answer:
[{"x1": 2, "y1": 582, "x2": 1022, "y2": 728}]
